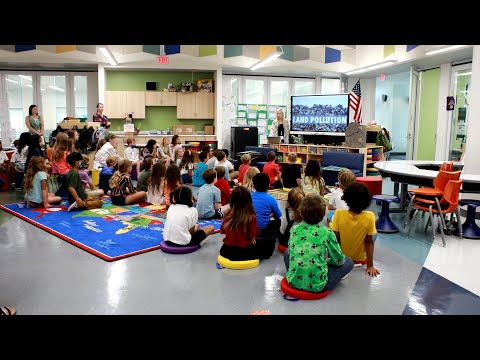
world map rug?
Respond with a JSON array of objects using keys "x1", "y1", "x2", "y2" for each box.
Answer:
[{"x1": 0, "y1": 198, "x2": 223, "y2": 262}]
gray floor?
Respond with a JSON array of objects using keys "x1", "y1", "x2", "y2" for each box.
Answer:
[{"x1": 0, "y1": 177, "x2": 475, "y2": 315}]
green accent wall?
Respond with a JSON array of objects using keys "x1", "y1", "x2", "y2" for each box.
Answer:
[
  {"x1": 417, "y1": 68, "x2": 440, "y2": 160},
  {"x1": 106, "y1": 70, "x2": 214, "y2": 131}
]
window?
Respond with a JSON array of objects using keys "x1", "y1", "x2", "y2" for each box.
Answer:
[
  {"x1": 270, "y1": 80, "x2": 289, "y2": 106},
  {"x1": 244, "y1": 78, "x2": 265, "y2": 104},
  {"x1": 5, "y1": 74, "x2": 34, "y2": 138},
  {"x1": 74, "y1": 75, "x2": 88, "y2": 118},
  {"x1": 321, "y1": 78, "x2": 341, "y2": 94},
  {"x1": 40, "y1": 75, "x2": 67, "y2": 130},
  {"x1": 293, "y1": 80, "x2": 314, "y2": 95}
]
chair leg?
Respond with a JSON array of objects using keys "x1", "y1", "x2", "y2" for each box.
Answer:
[
  {"x1": 434, "y1": 197, "x2": 447, "y2": 231},
  {"x1": 428, "y1": 205, "x2": 436, "y2": 240},
  {"x1": 404, "y1": 194, "x2": 415, "y2": 228},
  {"x1": 407, "y1": 209, "x2": 419, "y2": 238},
  {"x1": 455, "y1": 207, "x2": 463, "y2": 240},
  {"x1": 424, "y1": 215, "x2": 430, "y2": 233},
  {"x1": 437, "y1": 214, "x2": 446, "y2": 247}
]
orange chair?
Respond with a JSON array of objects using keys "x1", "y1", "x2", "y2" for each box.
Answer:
[
  {"x1": 406, "y1": 179, "x2": 463, "y2": 247},
  {"x1": 404, "y1": 170, "x2": 462, "y2": 228}
]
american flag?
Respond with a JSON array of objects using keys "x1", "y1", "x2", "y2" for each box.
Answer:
[{"x1": 349, "y1": 80, "x2": 362, "y2": 123}]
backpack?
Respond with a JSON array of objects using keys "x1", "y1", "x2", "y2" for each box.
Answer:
[{"x1": 375, "y1": 128, "x2": 392, "y2": 152}]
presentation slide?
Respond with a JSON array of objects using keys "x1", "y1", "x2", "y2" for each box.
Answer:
[{"x1": 291, "y1": 94, "x2": 348, "y2": 133}]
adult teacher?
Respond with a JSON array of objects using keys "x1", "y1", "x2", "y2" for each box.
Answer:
[
  {"x1": 269, "y1": 108, "x2": 290, "y2": 143},
  {"x1": 92, "y1": 103, "x2": 111, "y2": 129},
  {"x1": 25, "y1": 104, "x2": 44, "y2": 137}
]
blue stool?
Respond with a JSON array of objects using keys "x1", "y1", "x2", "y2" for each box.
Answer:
[
  {"x1": 373, "y1": 194, "x2": 400, "y2": 233},
  {"x1": 454, "y1": 199, "x2": 480, "y2": 239}
]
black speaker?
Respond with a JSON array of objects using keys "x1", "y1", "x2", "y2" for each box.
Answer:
[
  {"x1": 231, "y1": 126, "x2": 258, "y2": 159},
  {"x1": 146, "y1": 81, "x2": 157, "y2": 91}
]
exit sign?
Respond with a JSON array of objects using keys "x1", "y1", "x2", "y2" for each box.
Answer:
[{"x1": 158, "y1": 56, "x2": 169, "y2": 65}]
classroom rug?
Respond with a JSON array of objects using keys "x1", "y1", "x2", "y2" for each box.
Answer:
[
  {"x1": 0, "y1": 198, "x2": 223, "y2": 262},
  {"x1": 268, "y1": 187, "x2": 334, "y2": 201}
]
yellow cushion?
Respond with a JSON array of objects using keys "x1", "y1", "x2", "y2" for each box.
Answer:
[
  {"x1": 282, "y1": 187, "x2": 291, "y2": 192},
  {"x1": 217, "y1": 255, "x2": 259, "y2": 269}
]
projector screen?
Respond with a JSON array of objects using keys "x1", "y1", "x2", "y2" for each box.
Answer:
[{"x1": 290, "y1": 93, "x2": 349, "y2": 136}]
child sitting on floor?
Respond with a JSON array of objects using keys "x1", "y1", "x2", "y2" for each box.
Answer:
[
  {"x1": 98, "y1": 155, "x2": 117, "y2": 195},
  {"x1": 109, "y1": 159, "x2": 147, "y2": 206},
  {"x1": 66, "y1": 152, "x2": 103, "y2": 212},
  {"x1": 238, "y1": 153, "x2": 251, "y2": 185},
  {"x1": 164, "y1": 164, "x2": 182, "y2": 207},
  {"x1": 302, "y1": 159, "x2": 328, "y2": 196},
  {"x1": 179, "y1": 149, "x2": 194, "y2": 184},
  {"x1": 214, "y1": 166, "x2": 231, "y2": 206},
  {"x1": 280, "y1": 152, "x2": 302, "y2": 190},
  {"x1": 284, "y1": 193, "x2": 353, "y2": 293},
  {"x1": 146, "y1": 162, "x2": 166, "y2": 206},
  {"x1": 278, "y1": 187, "x2": 305, "y2": 247},
  {"x1": 79, "y1": 155, "x2": 104, "y2": 197},
  {"x1": 251, "y1": 172, "x2": 282, "y2": 259},
  {"x1": 136, "y1": 157, "x2": 153, "y2": 192},
  {"x1": 192, "y1": 151, "x2": 209, "y2": 187},
  {"x1": 124, "y1": 137, "x2": 141, "y2": 178},
  {"x1": 24, "y1": 156, "x2": 62, "y2": 208},
  {"x1": 327, "y1": 169, "x2": 356, "y2": 223},
  {"x1": 329, "y1": 182, "x2": 380, "y2": 277},
  {"x1": 219, "y1": 186, "x2": 261, "y2": 261},
  {"x1": 262, "y1": 151, "x2": 282, "y2": 189},
  {"x1": 242, "y1": 166, "x2": 259, "y2": 193},
  {"x1": 163, "y1": 186, "x2": 215, "y2": 247},
  {"x1": 196, "y1": 168, "x2": 231, "y2": 219}
]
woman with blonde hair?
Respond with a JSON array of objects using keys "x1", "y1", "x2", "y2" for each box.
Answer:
[{"x1": 242, "y1": 166, "x2": 260, "y2": 193}]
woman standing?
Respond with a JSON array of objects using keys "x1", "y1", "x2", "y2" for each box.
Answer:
[
  {"x1": 25, "y1": 104, "x2": 44, "y2": 138},
  {"x1": 269, "y1": 108, "x2": 290, "y2": 143},
  {"x1": 92, "y1": 103, "x2": 111, "y2": 129}
]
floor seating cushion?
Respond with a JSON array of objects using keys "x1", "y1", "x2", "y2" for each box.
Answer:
[
  {"x1": 321, "y1": 151, "x2": 365, "y2": 185},
  {"x1": 280, "y1": 277, "x2": 331, "y2": 300},
  {"x1": 159, "y1": 240, "x2": 200, "y2": 254},
  {"x1": 217, "y1": 255, "x2": 259, "y2": 269}
]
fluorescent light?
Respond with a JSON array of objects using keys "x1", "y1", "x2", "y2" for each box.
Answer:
[
  {"x1": 48, "y1": 85, "x2": 65, "y2": 92},
  {"x1": 425, "y1": 45, "x2": 468, "y2": 56},
  {"x1": 25, "y1": 84, "x2": 33, "y2": 88},
  {"x1": 458, "y1": 72, "x2": 472, "y2": 76},
  {"x1": 250, "y1": 51, "x2": 283, "y2": 71},
  {"x1": 345, "y1": 59, "x2": 398, "y2": 75},
  {"x1": 99, "y1": 47, "x2": 118, "y2": 66},
  {"x1": 19, "y1": 75, "x2": 31, "y2": 81},
  {"x1": 6, "y1": 78, "x2": 18, "y2": 84}
]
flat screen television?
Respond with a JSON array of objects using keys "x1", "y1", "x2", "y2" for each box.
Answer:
[{"x1": 290, "y1": 93, "x2": 349, "y2": 136}]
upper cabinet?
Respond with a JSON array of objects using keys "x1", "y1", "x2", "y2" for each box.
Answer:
[
  {"x1": 177, "y1": 92, "x2": 214, "y2": 119},
  {"x1": 105, "y1": 91, "x2": 146, "y2": 119},
  {"x1": 145, "y1": 91, "x2": 177, "y2": 106}
]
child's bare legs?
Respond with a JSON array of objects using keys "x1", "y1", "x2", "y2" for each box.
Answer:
[
  {"x1": 201, "y1": 225, "x2": 215, "y2": 237},
  {"x1": 125, "y1": 191, "x2": 146, "y2": 205},
  {"x1": 86, "y1": 189, "x2": 104, "y2": 197},
  {"x1": 48, "y1": 193, "x2": 62, "y2": 204},
  {"x1": 221, "y1": 203, "x2": 231, "y2": 216}
]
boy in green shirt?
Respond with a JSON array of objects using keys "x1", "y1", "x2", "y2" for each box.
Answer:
[{"x1": 285, "y1": 193, "x2": 353, "y2": 293}]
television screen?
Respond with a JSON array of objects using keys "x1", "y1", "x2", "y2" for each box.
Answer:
[{"x1": 290, "y1": 94, "x2": 349, "y2": 136}]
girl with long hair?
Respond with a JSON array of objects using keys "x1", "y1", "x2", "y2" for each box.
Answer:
[
  {"x1": 179, "y1": 149, "x2": 194, "y2": 184},
  {"x1": 24, "y1": 156, "x2": 61, "y2": 208},
  {"x1": 219, "y1": 186, "x2": 261, "y2": 261},
  {"x1": 147, "y1": 162, "x2": 167, "y2": 205},
  {"x1": 25, "y1": 134, "x2": 47, "y2": 172},
  {"x1": 25, "y1": 104, "x2": 44, "y2": 137},
  {"x1": 164, "y1": 164, "x2": 182, "y2": 207},
  {"x1": 242, "y1": 166, "x2": 260, "y2": 193},
  {"x1": 279, "y1": 188, "x2": 305, "y2": 246},
  {"x1": 109, "y1": 159, "x2": 146, "y2": 206},
  {"x1": 302, "y1": 159, "x2": 327, "y2": 196},
  {"x1": 142, "y1": 139, "x2": 158, "y2": 163}
]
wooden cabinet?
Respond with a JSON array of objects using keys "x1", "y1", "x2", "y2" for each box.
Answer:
[
  {"x1": 177, "y1": 92, "x2": 214, "y2": 119},
  {"x1": 145, "y1": 91, "x2": 177, "y2": 106},
  {"x1": 105, "y1": 91, "x2": 146, "y2": 119},
  {"x1": 105, "y1": 91, "x2": 126, "y2": 119}
]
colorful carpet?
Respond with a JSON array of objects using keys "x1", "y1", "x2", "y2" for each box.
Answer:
[
  {"x1": 0, "y1": 198, "x2": 223, "y2": 262},
  {"x1": 268, "y1": 187, "x2": 334, "y2": 201}
]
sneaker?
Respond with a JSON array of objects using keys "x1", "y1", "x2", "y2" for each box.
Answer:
[
  {"x1": 67, "y1": 201, "x2": 77, "y2": 212},
  {"x1": 341, "y1": 273, "x2": 349, "y2": 280}
]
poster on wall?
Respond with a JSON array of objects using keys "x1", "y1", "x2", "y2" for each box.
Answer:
[{"x1": 447, "y1": 96, "x2": 455, "y2": 111}]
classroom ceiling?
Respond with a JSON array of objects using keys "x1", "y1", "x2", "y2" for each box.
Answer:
[{"x1": 0, "y1": 45, "x2": 473, "y2": 78}]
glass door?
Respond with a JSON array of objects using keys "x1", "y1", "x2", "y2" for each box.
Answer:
[
  {"x1": 448, "y1": 64, "x2": 471, "y2": 161},
  {"x1": 39, "y1": 74, "x2": 68, "y2": 131}
]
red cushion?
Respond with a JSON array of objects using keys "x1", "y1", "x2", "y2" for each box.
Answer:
[
  {"x1": 354, "y1": 260, "x2": 367, "y2": 265},
  {"x1": 278, "y1": 243, "x2": 288, "y2": 253},
  {"x1": 280, "y1": 277, "x2": 331, "y2": 300}
]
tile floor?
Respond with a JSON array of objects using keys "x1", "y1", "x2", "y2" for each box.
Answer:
[{"x1": 1, "y1": 177, "x2": 480, "y2": 315}]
